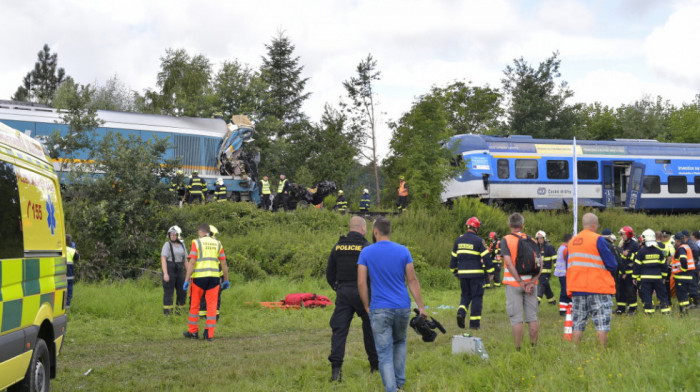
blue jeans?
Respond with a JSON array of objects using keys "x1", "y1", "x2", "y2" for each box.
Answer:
[{"x1": 369, "y1": 308, "x2": 411, "y2": 392}]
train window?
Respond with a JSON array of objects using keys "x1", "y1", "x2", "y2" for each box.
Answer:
[
  {"x1": 497, "y1": 159, "x2": 509, "y2": 179},
  {"x1": 603, "y1": 166, "x2": 612, "y2": 189},
  {"x1": 642, "y1": 176, "x2": 660, "y2": 194},
  {"x1": 630, "y1": 168, "x2": 642, "y2": 192},
  {"x1": 668, "y1": 176, "x2": 687, "y2": 194},
  {"x1": 546, "y1": 160, "x2": 569, "y2": 180},
  {"x1": 515, "y1": 159, "x2": 538, "y2": 179},
  {"x1": 0, "y1": 161, "x2": 23, "y2": 259},
  {"x1": 577, "y1": 161, "x2": 599, "y2": 180},
  {"x1": 696, "y1": 177, "x2": 700, "y2": 193}
]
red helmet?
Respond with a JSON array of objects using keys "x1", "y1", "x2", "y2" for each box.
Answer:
[
  {"x1": 466, "y1": 217, "x2": 481, "y2": 230},
  {"x1": 619, "y1": 226, "x2": 634, "y2": 238},
  {"x1": 489, "y1": 231, "x2": 497, "y2": 240}
]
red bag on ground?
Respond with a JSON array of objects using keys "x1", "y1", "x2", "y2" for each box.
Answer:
[{"x1": 283, "y1": 293, "x2": 333, "y2": 308}]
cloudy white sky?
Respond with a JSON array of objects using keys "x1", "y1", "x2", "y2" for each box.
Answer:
[{"x1": 2, "y1": 0, "x2": 699, "y2": 158}]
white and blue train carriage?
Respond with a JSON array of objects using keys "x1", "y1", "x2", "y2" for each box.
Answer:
[{"x1": 442, "y1": 134, "x2": 700, "y2": 211}]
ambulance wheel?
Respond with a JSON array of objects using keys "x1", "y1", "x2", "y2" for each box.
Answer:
[{"x1": 10, "y1": 337, "x2": 50, "y2": 392}]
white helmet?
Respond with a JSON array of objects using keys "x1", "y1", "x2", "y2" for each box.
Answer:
[
  {"x1": 363, "y1": 188, "x2": 369, "y2": 194},
  {"x1": 217, "y1": 178, "x2": 224, "y2": 185},
  {"x1": 167, "y1": 225, "x2": 182, "y2": 240},
  {"x1": 535, "y1": 230, "x2": 547, "y2": 240},
  {"x1": 609, "y1": 234, "x2": 617, "y2": 243},
  {"x1": 641, "y1": 229, "x2": 656, "y2": 246}
]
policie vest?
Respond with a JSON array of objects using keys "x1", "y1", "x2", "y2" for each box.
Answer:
[
  {"x1": 191, "y1": 237, "x2": 223, "y2": 279},
  {"x1": 332, "y1": 232, "x2": 369, "y2": 283},
  {"x1": 66, "y1": 247, "x2": 76, "y2": 265},
  {"x1": 278, "y1": 179, "x2": 288, "y2": 193},
  {"x1": 261, "y1": 180, "x2": 271, "y2": 195}
]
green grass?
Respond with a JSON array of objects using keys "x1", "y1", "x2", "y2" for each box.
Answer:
[{"x1": 55, "y1": 277, "x2": 700, "y2": 391}]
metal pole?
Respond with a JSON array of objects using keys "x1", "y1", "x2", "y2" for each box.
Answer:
[{"x1": 573, "y1": 137, "x2": 578, "y2": 236}]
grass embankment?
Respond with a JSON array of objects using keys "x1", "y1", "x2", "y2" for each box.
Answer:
[{"x1": 57, "y1": 278, "x2": 699, "y2": 391}]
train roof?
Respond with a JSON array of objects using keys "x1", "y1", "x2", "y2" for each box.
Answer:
[
  {"x1": 0, "y1": 101, "x2": 228, "y2": 137},
  {"x1": 448, "y1": 133, "x2": 700, "y2": 157}
]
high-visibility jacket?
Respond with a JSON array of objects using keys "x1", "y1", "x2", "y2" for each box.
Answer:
[
  {"x1": 632, "y1": 244, "x2": 666, "y2": 281},
  {"x1": 190, "y1": 237, "x2": 224, "y2": 279},
  {"x1": 214, "y1": 184, "x2": 227, "y2": 201},
  {"x1": 566, "y1": 230, "x2": 615, "y2": 296},
  {"x1": 66, "y1": 246, "x2": 76, "y2": 265},
  {"x1": 488, "y1": 241, "x2": 502, "y2": 264},
  {"x1": 662, "y1": 240, "x2": 675, "y2": 259},
  {"x1": 188, "y1": 176, "x2": 207, "y2": 195},
  {"x1": 278, "y1": 179, "x2": 288, "y2": 193},
  {"x1": 450, "y1": 232, "x2": 494, "y2": 278},
  {"x1": 502, "y1": 232, "x2": 536, "y2": 287},
  {"x1": 398, "y1": 181, "x2": 408, "y2": 197},
  {"x1": 261, "y1": 180, "x2": 271, "y2": 195},
  {"x1": 539, "y1": 242, "x2": 557, "y2": 274},
  {"x1": 335, "y1": 195, "x2": 348, "y2": 212},
  {"x1": 671, "y1": 244, "x2": 694, "y2": 280}
]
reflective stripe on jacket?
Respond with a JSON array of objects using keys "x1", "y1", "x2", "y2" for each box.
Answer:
[
  {"x1": 502, "y1": 232, "x2": 535, "y2": 287},
  {"x1": 66, "y1": 246, "x2": 76, "y2": 265},
  {"x1": 566, "y1": 230, "x2": 615, "y2": 296},
  {"x1": 191, "y1": 237, "x2": 223, "y2": 279},
  {"x1": 398, "y1": 181, "x2": 408, "y2": 196},
  {"x1": 671, "y1": 244, "x2": 694, "y2": 279},
  {"x1": 277, "y1": 179, "x2": 287, "y2": 193},
  {"x1": 261, "y1": 180, "x2": 271, "y2": 195}
]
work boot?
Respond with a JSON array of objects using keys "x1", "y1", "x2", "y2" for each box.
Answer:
[
  {"x1": 457, "y1": 314, "x2": 465, "y2": 329},
  {"x1": 183, "y1": 331, "x2": 199, "y2": 339},
  {"x1": 370, "y1": 364, "x2": 379, "y2": 373},
  {"x1": 614, "y1": 308, "x2": 624, "y2": 315},
  {"x1": 203, "y1": 330, "x2": 212, "y2": 341},
  {"x1": 331, "y1": 367, "x2": 342, "y2": 382}
]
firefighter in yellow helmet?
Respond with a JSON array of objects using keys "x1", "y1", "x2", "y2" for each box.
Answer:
[{"x1": 334, "y1": 190, "x2": 348, "y2": 213}]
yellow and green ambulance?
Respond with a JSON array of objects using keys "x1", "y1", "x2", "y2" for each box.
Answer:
[{"x1": 0, "y1": 122, "x2": 67, "y2": 391}]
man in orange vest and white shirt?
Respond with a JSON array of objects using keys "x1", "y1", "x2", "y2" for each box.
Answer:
[
  {"x1": 566, "y1": 213, "x2": 617, "y2": 347},
  {"x1": 499, "y1": 213, "x2": 541, "y2": 351},
  {"x1": 396, "y1": 175, "x2": 408, "y2": 213}
]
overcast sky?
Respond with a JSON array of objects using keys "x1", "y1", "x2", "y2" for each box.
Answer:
[{"x1": 2, "y1": 0, "x2": 699, "y2": 159}]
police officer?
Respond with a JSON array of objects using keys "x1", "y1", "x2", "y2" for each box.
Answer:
[
  {"x1": 617, "y1": 226, "x2": 639, "y2": 314},
  {"x1": 632, "y1": 229, "x2": 671, "y2": 315},
  {"x1": 260, "y1": 174, "x2": 271, "y2": 210},
  {"x1": 450, "y1": 217, "x2": 493, "y2": 330},
  {"x1": 334, "y1": 190, "x2": 348, "y2": 213},
  {"x1": 272, "y1": 173, "x2": 290, "y2": 212},
  {"x1": 535, "y1": 231, "x2": 557, "y2": 305},
  {"x1": 214, "y1": 178, "x2": 227, "y2": 202},
  {"x1": 188, "y1": 170, "x2": 207, "y2": 204},
  {"x1": 487, "y1": 232, "x2": 502, "y2": 288},
  {"x1": 326, "y1": 216, "x2": 378, "y2": 382},
  {"x1": 359, "y1": 188, "x2": 370, "y2": 213}
]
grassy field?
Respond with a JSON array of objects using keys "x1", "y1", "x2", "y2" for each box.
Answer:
[{"x1": 54, "y1": 276, "x2": 700, "y2": 392}]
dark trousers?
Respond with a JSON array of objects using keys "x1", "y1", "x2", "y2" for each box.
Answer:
[
  {"x1": 639, "y1": 280, "x2": 669, "y2": 313},
  {"x1": 558, "y1": 276, "x2": 571, "y2": 312},
  {"x1": 492, "y1": 263, "x2": 502, "y2": 286},
  {"x1": 188, "y1": 192, "x2": 204, "y2": 204},
  {"x1": 328, "y1": 283, "x2": 378, "y2": 368},
  {"x1": 675, "y1": 278, "x2": 691, "y2": 312},
  {"x1": 66, "y1": 264, "x2": 75, "y2": 308},
  {"x1": 272, "y1": 194, "x2": 289, "y2": 212},
  {"x1": 615, "y1": 273, "x2": 637, "y2": 312},
  {"x1": 689, "y1": 271, "x2": 700, "y2": 304},
  {"x1": 261, "y1": 194, "x2": 271, "y2": 210},
  {"x1": 458, "y1": 278, "x2": 484, "y2": 328},
  {"x1": 396, "y1": 196, "x2": 407, "y2": 212},
  {"x1": 537, "y1": 274, "x2": 554, "y2": 302},
  {"x1": 163, "y1": 262, "x2": 186, "y2": 314}
]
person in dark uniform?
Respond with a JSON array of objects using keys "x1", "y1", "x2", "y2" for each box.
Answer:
[
  {"x1": 188, "y1": 170, "x2": 207, "y2": 204},
  {"x1": 487, "y1": 232, "x2": 503, "y2": 288},
  {"x1": 326, "y1": 216, "x2": 378, "y2": 382},
  {"x1": 632, "y1": 229, "x2": 671, "y2": 315},
  {"x1": 359, "y1": 188, "x2": 371, "y2": 213},
  {"x1": 396, "y1": 175, "x2": 408, "y2": 212},
  {"x1": 535, "y1": 231, "x2": 557, "y2": 305},
  {"x1": 450, "y1": 217, "x2": 493, "y2": 330},
  {"x1": 272, "y1": 173, "x2": 290, "y2": 212},
  {"x1": 260, "y1": 174, "x2": 271, "y2": 210},
  {"x1": 617, "y1": 226, "x2": 639, "y2": 314},
  {"x1": 214, "y1": 178, "x2": 227, "y2": 202},
  {"x1": 334, "y1": 190, "x2": 348, "y2": 213}
]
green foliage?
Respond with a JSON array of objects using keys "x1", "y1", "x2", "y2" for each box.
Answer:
[
  {"x1": 89, "y1": 75, "x2": 139, "y2": 112},
  {"x1": 12, "y1": 44, "x2": 69, "y2": 104},
  {"x1": 429, "y1": 81, "x2": 504, "y2": 134},
  {"x1": 214, "y1": 60, "x2": 265, "y2": 121},
  {"x1": 662, "y1": 98, "x2": 700, "y2": 143}
]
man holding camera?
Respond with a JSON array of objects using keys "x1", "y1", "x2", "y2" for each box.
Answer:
[
  {"x1": 326, "y1": 216, "x2": 378, "y2": 382},
  {"x1": 358, "y1": 218, "x2": 426, "y2": 392}
]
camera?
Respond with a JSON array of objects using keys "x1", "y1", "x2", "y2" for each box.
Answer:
[{"x1": 409, "y1": 308, "x2": 446, "y2": 342}]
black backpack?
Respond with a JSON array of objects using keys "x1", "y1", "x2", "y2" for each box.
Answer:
[{"x1": 508, "y1": 233, "x2": 542, "y2": 275}]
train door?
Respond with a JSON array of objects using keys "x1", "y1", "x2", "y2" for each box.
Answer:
[
  {"x1": 625, "y1": 162, "x2": 646, "y2": 210},
  {"x1": 601, "y1": 161, "x2": 614, "y2": 207},
  {"x1": 614, "y1": 163, "x2": 630, "y2": 206}
]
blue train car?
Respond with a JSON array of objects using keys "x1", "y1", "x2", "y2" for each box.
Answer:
[
  {"x1": 0, "y1": 100, "x2": 260, "y2": 204},
  {"x1": 442, "y1": 134, "x2": 700, "y2": 211}
]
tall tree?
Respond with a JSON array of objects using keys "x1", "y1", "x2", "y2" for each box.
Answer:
[
  {"x1": 214, "y1": 60, "x2": 265, "y2": 121},
  {"x1": 305, "y1": 105, "x2": 357, "y2": 186},
  {"x1": 663, "y1": 95, "x2": 700, "y2": 143},
  {"x1": 429, "y1": 81, "x2": 503, "y2": 135},
  {"x1": 343, "y1": 53, "x2": 381, "y2": 205},
  {"x1": 502, "y1": 51, "x2": 576, "y2": 138},
  {"x1": 90, "y1": 75, "x2": 139, "y2": 112},
  {"x1": 615, "y1": 95, "x2": 671, "y2": 140},
  {"x1": 12, "y1": 44, "x2": 69, "y2": 104}
]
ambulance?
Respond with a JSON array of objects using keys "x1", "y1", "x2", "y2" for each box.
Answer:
[{"x1": 0, "y1": 122, "x2": 67, "y2": 391}]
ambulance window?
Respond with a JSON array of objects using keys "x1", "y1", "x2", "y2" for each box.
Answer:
[{"x1": 0, "y1": 161, "x2": 23, "y2": 259}]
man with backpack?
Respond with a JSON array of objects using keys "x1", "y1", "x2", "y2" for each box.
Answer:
[
  {"x1": 326, "y1": 216, "x2": 378, "y2": 382},
  {"x1": 566, "y1": 213, "x2": 617, "y2": 347},
  {"x1": 500, "y1": 213, "x2": 541, "y2": 351}
]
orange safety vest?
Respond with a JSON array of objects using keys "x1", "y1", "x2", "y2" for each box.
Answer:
[
  {"x1": 398, "y1": 181, "x2": 408, "y2": 197},
  {"x1": 502, "y1": 232, "x2": 536, "y2": 287},
  {"x1": 671, "y1": 244, "x2": 694, "y2": 277},
  {"x1": 566, "y1": 230, "x2": 615, "y2": 296}
]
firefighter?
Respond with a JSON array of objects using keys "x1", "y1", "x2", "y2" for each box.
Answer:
[
  {"x1": 334, "y1": 190, "x2": 348, "y2": 213},
  {"x1": 188, "y1": 170, "x2": 207, "y2": 204},
  {"x1": 272, "y1": 173, "x2": 290, "y2": 212},
  {"x1": 169, "y1": 170, "x2": 186, "y2": 204},
  {"x1": 450, "y1": 217, "x2": 494, "y2": 330},
  {"x1": 66, "y1": 234, "x2": 80, "y2": 308},
  {"x1": 183, "y1": 223, "x2": 229, "y2": 341},
  {"x1": 396, "y1": 175, "x2": 408, "y2": 213},
  {"x1": 675, "y1": 232, "x2": 700, "y2": 307},
  {"x1": 671, "y1": 233, "x2": 695, "y2": 315},
  {"x1": 214, "y1": 178, "x2": 227, "y2": 202},
  {"x1": 359, "y1": 188, "x2": 370, "y2": 213},
  {"x1": 260, "y1": 174, "x2": 271, "y2": 210},
  {"x1": 199, "y1": 226, "x2": 223, "y2": 320},
  {"x1": 632, "y1": 229, "x2": 671, "y2": 315},
  {"x1": 487, "y1": 232, "x2": 503, "y2": 288},
  {"x1": 535, "y1": 231, "x2": 557, "y2": 305},
  {"x1": 326, "y1": 216, "x2": 378, "y2": 382},
  {"x1": 616, "y1": 226, "x2": 639, "y2": 315}
]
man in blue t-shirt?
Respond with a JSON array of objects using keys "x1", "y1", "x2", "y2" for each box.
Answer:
[{"x1": 358, "y1": 217, "x2": 426, "y2": 392}]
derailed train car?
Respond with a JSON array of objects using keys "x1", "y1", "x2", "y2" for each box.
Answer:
[
  {"x1": 0, "y1": 100, "x2": 260, "y2": 204},
  {"x1": 442, "y1": 134, "x2": 700, "y2": 211}
]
